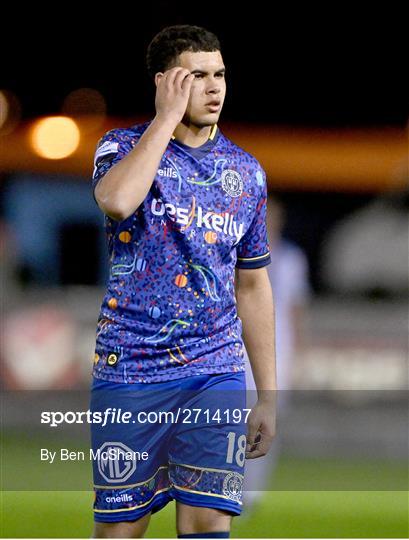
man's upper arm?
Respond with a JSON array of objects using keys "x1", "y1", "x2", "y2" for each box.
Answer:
[{"x1": 235, "y1": 266, "x2": 271, "y2": 291}]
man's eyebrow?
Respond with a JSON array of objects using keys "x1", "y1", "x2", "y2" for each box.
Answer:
[{"x1": 190, "y1": 68, "x2": 226, "y2": 74}]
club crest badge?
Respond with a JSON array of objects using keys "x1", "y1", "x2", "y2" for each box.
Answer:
[
  {"x1": 221, "y1": 169, "x2": 243, "y2": 197},
  {"x1": 222, "y1": 472, "x2": 243, "y2": 502}
]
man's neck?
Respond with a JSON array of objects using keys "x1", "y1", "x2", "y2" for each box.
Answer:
[{"x1": 172, "y1": 122, "x2": 214, "y2": 148}]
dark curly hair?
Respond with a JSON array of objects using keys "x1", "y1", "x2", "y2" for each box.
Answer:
[{"x1": 146, "y1": 25, "x2": 221, "y2": 79}]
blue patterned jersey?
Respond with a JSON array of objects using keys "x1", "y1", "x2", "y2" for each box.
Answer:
[{"x1": 91, "y1": 121, "x2": 271, "y2": 383}]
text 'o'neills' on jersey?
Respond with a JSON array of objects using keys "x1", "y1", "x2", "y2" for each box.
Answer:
[
  {"x1": 157, "y1": 167, "x2": 178, "y2": 178},
  {"x1": 151, "y1": 198, "x2": 244, "y2": 243}
]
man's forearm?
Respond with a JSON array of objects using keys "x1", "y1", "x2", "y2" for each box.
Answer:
[
  {"x1": 94, "y1": 114, "x2": 178, "y2": 221},
  {"x1": 235, "y1": 282, "x2": 277, "y2": 398}
]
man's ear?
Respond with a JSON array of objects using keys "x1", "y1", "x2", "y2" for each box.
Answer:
[{"x1": 154, "y1": 72, "x2": 164, "y2": 87}]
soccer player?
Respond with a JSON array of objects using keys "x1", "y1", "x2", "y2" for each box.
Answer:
[{"x1": 90, "y1": 25, "x2": 277, "y2": 538}]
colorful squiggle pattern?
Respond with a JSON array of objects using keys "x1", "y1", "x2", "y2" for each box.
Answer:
[
  {"x1": 144, "y1": 319, "x2": 190, "y2": 344},
  {"x1": 187, "y1": 262, "x2": 221, "y2": 302}
]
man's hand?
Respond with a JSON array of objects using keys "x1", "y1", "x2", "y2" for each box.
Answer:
[
  {"x1": 155, "y1": 67, "x2": 195, "y2": 125},
  {"x1": 245, "y1": 398, "x2": 277, "y2": 459}
]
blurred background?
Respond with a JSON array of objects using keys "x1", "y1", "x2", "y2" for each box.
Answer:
[{"x1": 1, "y1": 3, "x2": 408, "y2": 538}]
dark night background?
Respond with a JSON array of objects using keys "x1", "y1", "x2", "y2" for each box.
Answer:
[{"x1": 3, "y1": 3, "x2": 408, "y2": 127}]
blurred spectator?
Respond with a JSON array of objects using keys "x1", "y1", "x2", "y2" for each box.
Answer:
[
  {"x1": 243, "y1": 194, "x2": 311, "y2": 510},
  {"x1": 321, "y1": 187, "x2": 409, "y2": 297}
]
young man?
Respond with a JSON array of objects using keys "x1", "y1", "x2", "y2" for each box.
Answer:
[{"x1": 90, "y1": 25, "x2": 277, "y2": 538}]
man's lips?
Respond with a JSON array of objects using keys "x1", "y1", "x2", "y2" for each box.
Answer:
[{"x1": 205, "y1": 101, "x2": 221, "y2": 112}]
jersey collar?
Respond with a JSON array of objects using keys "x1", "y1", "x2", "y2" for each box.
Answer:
[
  {"x1": 169, "y1": 125, "x2": 219, "y2": 162},
  {"x1": 170, "y1": 124, "x2": 218, "y2": 143}
]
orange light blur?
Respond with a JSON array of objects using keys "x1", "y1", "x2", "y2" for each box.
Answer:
[{"x1": 30, "y1": 116, "x2": 80, "y2": 159}]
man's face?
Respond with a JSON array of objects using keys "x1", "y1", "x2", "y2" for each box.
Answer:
[{"x1": 174, "y1": 50, "x2": 226, "y2": 127}]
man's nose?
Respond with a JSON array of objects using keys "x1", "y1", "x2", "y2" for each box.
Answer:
[
  {"x1": 207, "y1": 84, "x2": 221, "y2": 94},
  {"x1": 206, "y1": 78, "x2": 222, "y2": 94}
]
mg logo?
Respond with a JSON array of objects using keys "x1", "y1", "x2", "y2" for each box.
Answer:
[{"x1": 97, "y1": 442, "x2": 137, "y2": 483}]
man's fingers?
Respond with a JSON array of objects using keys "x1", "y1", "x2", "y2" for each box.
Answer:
[
  {"x1": 246, "y1": 432, "x2": 261, "y2": 452},
  {"x1": 174, "y1": 69, "x2": 192, "y2": 89},
  {"x1": 181, "y1": 73, "x2": 195, "y2": 91},
  {"x1": 245, "y1": 433, "x2": 273, "y2": 459},
  {"x1": 245, "y1": 447, "x2": 265, "y2": 459},
  {"x1": 156, "y1": 67, "x2": 182, "y2": 88},
  {"x1": 245, "y1": 402, "x2": 277, "y2": 459},
  {"x1": 246, "y1": 423, "x2": 259, "y2": 452},
  {"x1": 165, "y1": 67, "x2": 191, "y2": 89}
]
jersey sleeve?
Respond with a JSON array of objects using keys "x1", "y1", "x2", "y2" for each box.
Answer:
[
  {"x1": 235, "y1": 167, "x2": 271, "y2": 269},
  {"x1": 92, "y1": 130, "x2": 134, "y2": 191}
]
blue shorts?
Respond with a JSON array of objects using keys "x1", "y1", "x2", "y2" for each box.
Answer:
[{"x1": 90, "y1": 372, "x2": 247, "y2": 522}]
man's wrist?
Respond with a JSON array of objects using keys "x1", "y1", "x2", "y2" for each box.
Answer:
[
  {"x1": 153, "y1": 112, "x2": 181, "y2": 132},
  {"x1": 256, "y1": 389, "x2": 277, "y2": 404}
]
